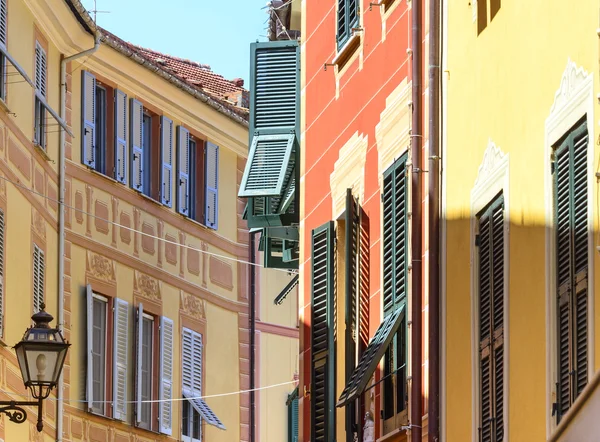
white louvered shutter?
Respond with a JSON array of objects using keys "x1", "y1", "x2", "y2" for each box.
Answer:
[
  {"x1": 177, "y1": 126, "x2": 191, "y2": 216},
  {"x1": 130, "y1": 99, "x2": 144, "y2": 192},
  {"x1": 81, "y1": 71, "x2": 96, "y2": 168},
  {"x1": 0, "y1": 210, "x2": 5, "y2": 337},
  {"x1": 115, "y1": 90, "x2": 128, "y2": 184},
  {"x1": 182, "y1": 328, "x2": 194, "y2": 391},
  {"x1": 135, "y1": 303, "x2": 143, "y2": 424},
  {"x1": 112, "y1": 299, "x2": 129, "y2": 421},
  {"x1": 160, "y1": 117, "x2": 174, "y2": 207},
  {"x1": 192, "y1": 332, "x2": 203, "y2": 394},
  {"x1": 35, "y1": 43, "x2": 47, "y2": 97},
  {"x1": 0, "y1": 0, "x2": 7, "y2": 49},
  {"x1": 159, "y1": 316, "x2": 174, "y2": 435},
  {"x1": 32, "y1": 245, "x2": 44, "y2": 313},
  {"x1": 205, "y1": 142, "x2": 219, "y2": 230},
  {"x1": 86, "y1": 284, "x2": 94, "y2": 411}
]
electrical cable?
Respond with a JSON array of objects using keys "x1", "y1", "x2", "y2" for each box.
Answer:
[{"x1": 0, "y1": 173, "x2": 295, "y2": 274}]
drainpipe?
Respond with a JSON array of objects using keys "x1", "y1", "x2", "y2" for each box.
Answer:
[
  {"x1": 57, "y1": 34, "x2": 100, "y2": 442},
  {"x1": 410, "y1": 0, "x2": 423, "y2": 440},
  {"x1": 428, "y1": 0, "x2": 441, "y2": 437},
  {"x1": 249, "y1": 231, "x2": 257, "y2": 442}
]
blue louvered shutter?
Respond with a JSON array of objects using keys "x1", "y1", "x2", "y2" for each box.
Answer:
[
  {"x1": 112, "y1": 298, "x2": 129, "y2": 421},
  {"x1": 130, "y1": 99, "x2": 144, "y2": 192},
  {"x1": 311, "y1": 221, "x2": 335, "y2": 442},
  {"x1": 159, "y1": 316, "x2": 174, "y2": 434},
  {"x1": 161, "y1": 116, "x2": 174, "y2": 207},
  {"x1": 81, "y1": 71, "x2": 96, "y2": 168},
  {"x1": 177, "y1": 126, "x2": 191, "y2": 216},
  {"x1": 114, "y1": 90, "x2": 128, "y2": 184},
  {"x1": 205, "y1": 141, "x2": 219, "y2": 229}
]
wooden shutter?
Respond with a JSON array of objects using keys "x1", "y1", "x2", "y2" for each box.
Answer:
[
  {"x1": 86, "y1": 284, "x2": 94, "y2": 412},
  {"x1": 32, "y1": 245, "x2": 44, "y2": 313},
  {"x1": 192, "y1": 331, "x2": 203, "y2": 394},
  {"x1": 554, "y1": 121, "x2": 589, "y2": 422},
  {"x1": 159, "y1": 316, "x2": 174, "y2": 435},
  {"x1": 112, "y1": 298, "x2": 129, "y2": 421},
  {"x1": 205, "y1": 141, "x2": 219, "y2": 229},
  {"x1": 135, "y1": 303, "x2": 143, "y2": 424},
  {"x1": 182, "y1": 328, "x2": 194, "y2": 390},
  {"x1": 382, "y1": 156, "x2": 408, "y2": 315},
  {"x1": 114, "y1": 89, "x2": 128, "y2": 184},
  {"x1": 311, "y1": 221, "x2": 335, "y2": 442},
  {"x1": 160, "y1": 117, "x2": 174, "y2": 207},
  {"x1": 130, "y1": 99, "x2": 144, "y2": 192},
  {"x1": 0, "y1": 0, "x2": 7, "y2": 48},
  {"x1": 177, "y1": 126, "x2": 191, "y2": 216},
  {"x1": 81, "y1": 71, "x2": 96, "y2": 168},
  {"x1": 478, "y1": 196, "x2": 504, "y2": 442}
]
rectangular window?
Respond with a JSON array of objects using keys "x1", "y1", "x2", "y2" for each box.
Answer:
[
  {"x1": 182, "y1": 398, "x2": 202, "y2": 442},
  {"x1": 91, "y1": 295, "x2": 107, "y2": 415},
  {"x1": 142, "y1": 113, "x2": 153, "y2": 198},
  {"x1": 32, "y1": 244, "x2": 44, "y2": 313},
  {"x1": 477, "y1": 194, "x2": 504, "y2": 442},
  {"x1": 381, "y1": 155, "x2": 408, "y2": 427},
  {"x1": 337, "y1": 0, "x2": 359, "y2": 48},
  {"x1": 139, "y1": 314, "x2": 154, "y2": 430},
  {"x1": 189, "y1": 138, "x2": 205, "y2": 223},
  {"x1": 554, "y1": 118, "x2": 589, "y2": 423},
  {"x1": 94, "y1": 86, "x2": 107, "y2": 174},
  {"x1": 34, "y1": 42, "x2": 47, "y2": 149}
]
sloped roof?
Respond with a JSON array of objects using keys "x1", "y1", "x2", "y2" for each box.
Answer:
[{"x1": 63, "y1": 0, "x2": 249, "y2": 126}]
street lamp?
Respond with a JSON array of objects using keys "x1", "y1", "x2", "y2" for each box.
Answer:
[{"x1": 1, "y1": 304, "x2": 70, "y2": 432}]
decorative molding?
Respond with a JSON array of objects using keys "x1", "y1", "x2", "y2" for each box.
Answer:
[
  {"x1": 473, "y1": 139, "x2": 507, "y2": 190},
  {"x1": 209, "y1": 256, "x2": 234, "y2": 291},
  {"x1": 86, "y1": 251, "x2": 116, "y2": 282},
  {"x1": 133, "y1": 271, "x2": 161, "y2": 301},
  {"x1": 180, "y1": 291, "x2": 207, "y2": 320},
  {"x1": 31, "y1": 207, "x2": 46, "y2": 240},
  {"x1": 330, "y1": 131, "x2": 367, "y2": 217},
  {"x1": 550, "y1": 59, "x2": 590, "y2": 115}
]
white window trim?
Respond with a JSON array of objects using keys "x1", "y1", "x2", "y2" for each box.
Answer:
[
  {"x1": 91, "y1": 294, "x2": 108, "y2": 416},
  {"x1": 470, "y1": 139, "x2": 510, "y2": 442},
  {"x1": 544, "y1": 59, "x2": 595, "y2": 438}
]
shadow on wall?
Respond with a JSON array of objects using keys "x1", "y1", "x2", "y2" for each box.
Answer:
[{"x1": 477, "y1": 0, "x2": 502, "y2": 35}]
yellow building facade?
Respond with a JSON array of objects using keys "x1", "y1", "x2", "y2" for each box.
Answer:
[
  {"x1": 443, "y1": 0, "x2": 600, "y2": 440},
  {"x1": 0, "y1": 0, "x2": 298, "y2": 441}
]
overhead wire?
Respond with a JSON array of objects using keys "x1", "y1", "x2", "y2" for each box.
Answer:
[{"x1": 0, "y1": 173, "x2": 296, "y2": 274}]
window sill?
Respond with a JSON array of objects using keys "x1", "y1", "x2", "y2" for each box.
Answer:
[
  {"x1": 183, "y1": 215, "x2": 209, "y2": 231},
  {"x1": 332, "y1": 33, "x2": 361, "y2": 71},
  {"x1": 0, "y1": 97, "x2": 9, "y2": 114},
  {"x1": 90, "y1": 169, "x2": 119, "y2": 185},
  {"x1": 33, "y1": 143, "x2": 51, "y2": 161}
]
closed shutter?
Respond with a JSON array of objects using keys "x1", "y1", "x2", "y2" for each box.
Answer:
[
  {"x1": 130, "y1": 99, "x2": 144, "y2": 192},
  {"x1": 311, "y1": 221, "x2": 335, "y2": 442},
  {"x1": 182, "y1": 328, "x2": 194, "y2": 391},
  {"x1": 554, "y1": 120, "x2": 589, "y2": 422},
  {"x1": 382, "y1": 156, "x2": 408, "y2": 315},
  {"x1": 32, "y1": 245, "x2": 44, "y2": 313},
  {"x1": 114, "y1": 89, "x2": 128, "y2": 183},
  {"x1": 85, "y1": 284, "x2": 94, "y2": 412},
  {"x1": 0, "y1": 0, "x2": 6, "y2": 49},
  {"x1": 205, "y1": 142, "x2": 219, "y2": 229},
  {"x1": 35, "y1": 43, "x2": 46, "y2": 97},
  {"x1": 112, "y1": 299, "x2": 129, "y2": 421},
  {"x1": 0, "y1": 210, "x2": 4, "y2": 337},
  {"x1": 135, "y1": 303, "x2": 143, "y2": 424},
  {"x1": 159, "y1": 316, "x2": 174, "y2": 435},
  {"x1": 177, "y1": 126, "x2": 191, "y2": 216},
  {"x1": 160, "y1": 117, "x2": 174, "y2": 207},
  {"x1": 477, "y1": 196, "x2": 504, "y2": 442},
  {"x1": 81, "y1": 71, "x2": 96, "y2": 168},
  {"x1": 288, "y1": 396, "x2": 299, "y2": 442}
]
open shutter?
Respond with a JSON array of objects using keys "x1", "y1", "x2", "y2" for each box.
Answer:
[
  {"x1": 81, "y1": 71, "x2": 96, "y2": 168},
  {"x1": 0, "y1": 210, "x2": 4, "y2": 337},
  {"x1": 130, "y1": 99, "x2": 144, "y2": 192},
  {"x1": 86, "y1": 284, "x2": 94, "y2": 412},
  {"x1": 135, "y1": 303, "x2": 143, "y2": 424},
  {"x1": 113, "y1": 299, "x2": 129, "y2": 421},
  {"x1": 491, "y1": 201, "x2": 504, "y2": 442},
  {"x1": 182, "y1": 328, "x2": 194, "y2": 391},
  {"x1": 114, "y1": 89, "x2": 128, "y2": 184},
  {"x1": 0, "y1": 0, "x2": 7, "y2": 49},
  {"x1": 177, "y1": 126, "x2": 191, "y2": 216},
  {"x1": 32, "y1": 245, "x2": 44, "y2": 313},
  {"x1": 288, "y1": 396, "x2": 299, "y2": 442},
  {"x1": 205, "y1": 141, "x2": 219, "y2": 229},
  {"x1": 159, "y1": 316, "x2": 174, "y2": 435},
  {"x1": 192, "y1": 332, "x2": 203, "y2": 395},
  {"x1": 311, "y1": 221, "x2": 335, "y2": 442},
  {"x1": 161, "y1": 117, "x2": 174, "y2": 207}
]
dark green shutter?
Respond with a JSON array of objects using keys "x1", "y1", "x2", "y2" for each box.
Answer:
[
  {"x1": 288, "y1": 394, "x2": 299, "y2": 442},
  {"x1": 554, "y1": 119, "x2": 589, "y2": 422},
  {"x1": 478, "y1": 195, "x2": 504, "y2": 442},
  {"x1": 311, "y1": 222, "x2": 335, "y2": 442}
]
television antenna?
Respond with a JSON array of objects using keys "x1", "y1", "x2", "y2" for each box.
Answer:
[{"x1": 89, "y1": 0, "x2": 110, "y2": 23}]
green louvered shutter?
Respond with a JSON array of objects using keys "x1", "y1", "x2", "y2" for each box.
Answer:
[
  {"x1": 554, "y1": 119, "x2": 589, "y2": 423},
  {"x1": 288, "y1": 395, "x2": 299, "y2": 442},
  {"x1": 477, "y1": 196, "x2": 504, "y2": 442},
  {"x1": 311, "y1": 222, "x2": 335, "y2": 442}
]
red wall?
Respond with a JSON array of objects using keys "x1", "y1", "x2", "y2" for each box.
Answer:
[{"x1": 300, "y1": 1, "x2": 413, "y2": 440}]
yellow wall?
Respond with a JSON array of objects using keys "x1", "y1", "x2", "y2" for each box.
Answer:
[
  {"x1": 445, "y1": 0, "x2": 600, "y2": 441},
  {"x1": 0, "y1": 1, "x2": 297, "y2": 441}
]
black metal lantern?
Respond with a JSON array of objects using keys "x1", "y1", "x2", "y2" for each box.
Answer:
[{"x1": 0, "y1": 304, "x2": 70, "y2": 432}]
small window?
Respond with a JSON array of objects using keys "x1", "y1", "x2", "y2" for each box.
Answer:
[
  {"x1": 91, "y1": 295, "x2": 107, "y2": 415},
  {"x1": 337, "y1": 0, "x2": 359, "y2": 49}
]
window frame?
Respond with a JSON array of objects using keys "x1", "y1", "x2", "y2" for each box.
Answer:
[
  {"x1": 336, "y1": 0, "x2": 359, "y2": 49},
  {"x1": 181, "y1": 326, "x2": 205, "y2": 441},
  {"x1": 135, "y1": 305, "x2": 160, "y2": 432},
  {"x1": 90, "y1": 293, "x2": 109, "y2": 416},
  {"x1": 94, "y1": 84, "x2": 107, "y2": 174}
]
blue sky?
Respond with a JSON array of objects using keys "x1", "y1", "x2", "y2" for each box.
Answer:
[{"x1": 81, "y1": 0, "x2": 270, "y2": 86}]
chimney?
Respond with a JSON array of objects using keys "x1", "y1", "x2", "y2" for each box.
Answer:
[{"x1": 232, "y1": 78, "x2": 244, "y2": 87}]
